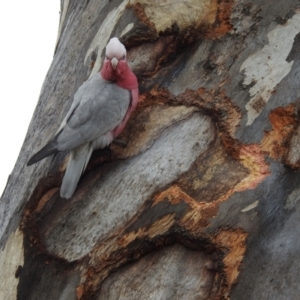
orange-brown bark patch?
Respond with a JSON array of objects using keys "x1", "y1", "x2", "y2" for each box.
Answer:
[
  {"x1": 152, "y1": 186, "x2": 217, "y2": 232},
  {"x1": 119, "y1": 214, "x2": 175, "y2": 247},
  {"x1": 180, "y1": 205, "x2": 219, "y2": 234},
  {"x1": 34, "y1": 188, "x2": 59, "y2": 214},
  {"x1": 153, "y1": 185, "x2": 197, "y2": 207},
  {"x1": 137, "y1": 87, "x2": 174, "y2": 110},
  {"x1": 205, "y1": 0, "x2": 234, "y2": 39},
  {"x1": 128, "y1": 2, "x2": 156, "y2": 32},
  {"x1": 203, "y1": 144, "x2": 270, "y2": 204},
  {"x1": 213, "y1": 228, "x2": 247, "y2": 289},
  {"x1": 237, "y1": 144, "x2": 270, "y2": 191},
  {"x1": 261, "y1": 105, "x2": 297, "y2": 160},
  {"x1": 76, "y1": 285, "x2": 84, "y2": 299}
]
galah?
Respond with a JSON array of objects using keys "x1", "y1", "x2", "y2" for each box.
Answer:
[{"x1": 28, "y1": 37, "x2": 139, "y2": 199}]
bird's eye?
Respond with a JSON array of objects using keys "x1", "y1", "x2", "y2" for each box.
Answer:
[
  {"x1": 106, "y1": 56, "x2": 110, "y2": 60},
  {"x1": 121, "y1": 55, "x2": 125, "y2": 60}
]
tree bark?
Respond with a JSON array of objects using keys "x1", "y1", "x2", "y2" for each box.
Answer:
[{"x1": 1, "y1": 0, "x2": 300, "y2": 299}]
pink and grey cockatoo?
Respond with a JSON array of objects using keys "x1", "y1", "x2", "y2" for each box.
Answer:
[{"x1": 28, "y1": 37, "x2": 139, "y2": 199}]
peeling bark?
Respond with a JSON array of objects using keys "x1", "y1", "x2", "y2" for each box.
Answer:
[{"x1": 2, "y1": 0, "x2": 300, "y2": 299}]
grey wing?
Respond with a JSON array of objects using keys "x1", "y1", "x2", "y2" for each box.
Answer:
[
  {"x1": 57, "y1": 74, "x2": 130, "y2": 151},
  {"x1": 56, "y1": 74, "x2": 104, "y2": 133}
]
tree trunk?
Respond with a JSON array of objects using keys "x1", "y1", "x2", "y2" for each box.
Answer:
[{"x1": 1, "y1": 0, "x2": 300, "y2": 299}]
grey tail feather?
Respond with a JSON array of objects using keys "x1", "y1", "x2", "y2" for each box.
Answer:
[
  {"x1": 27, "y1": 137, "x2": 59, "y2": 166},
  {"x1": 60, "y1": 143, "x2": 93, "y2": 199}
]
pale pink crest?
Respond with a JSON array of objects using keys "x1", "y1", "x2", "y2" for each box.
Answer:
[{"x1": 105, "y1": 37, "x2": 126, "y2": 59}]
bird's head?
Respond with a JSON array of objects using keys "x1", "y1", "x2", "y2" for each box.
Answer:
[
  {"x1": 101, "y1": 37, "x2": 128, "y2": 81},
  {"x1": 100, "y1": 37, "x2": 138, "y2": 90}
]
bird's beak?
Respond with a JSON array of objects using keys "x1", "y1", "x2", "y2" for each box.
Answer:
[{"x1": 111, "y1": 57, "x2": 118, "y2": 70}]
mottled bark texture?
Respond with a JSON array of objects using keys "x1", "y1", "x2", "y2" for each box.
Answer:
[{"x1": 1, "y1": 0, "x2": 300, "y2": 299}]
